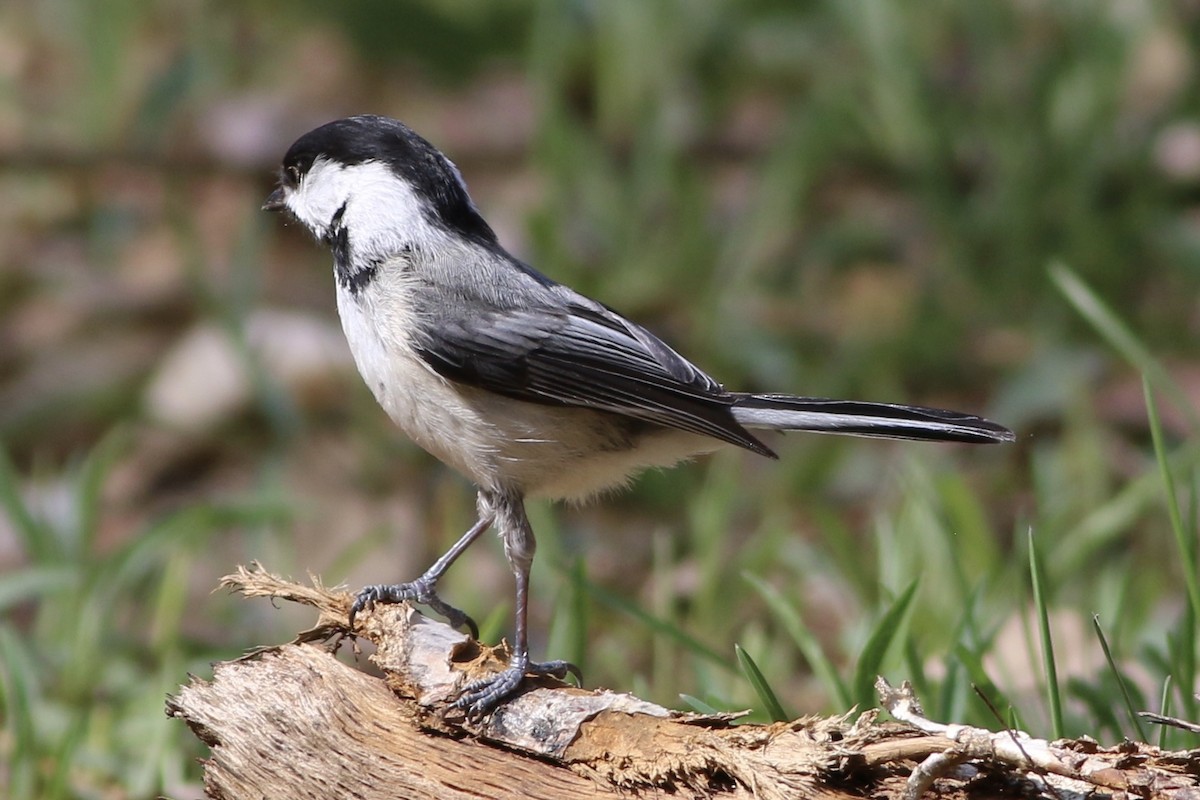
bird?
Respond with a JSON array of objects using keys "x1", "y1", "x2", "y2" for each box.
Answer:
[{"x1": 263, "y1": 114, "x2": 1014, "y2": 717}]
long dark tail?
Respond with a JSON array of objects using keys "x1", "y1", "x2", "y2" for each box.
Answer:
[{"x1": 731, "y1": 393, "x2": 1015, "y2": 445}]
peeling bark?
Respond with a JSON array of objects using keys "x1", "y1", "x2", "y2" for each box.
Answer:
[{"x1": 166, "y1": 565, "x2": 1200, "y2": 800}]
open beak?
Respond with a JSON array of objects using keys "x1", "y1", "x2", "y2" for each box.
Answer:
[{"x1": 262, "y1": 187, "x2": 287, "y2": 212}]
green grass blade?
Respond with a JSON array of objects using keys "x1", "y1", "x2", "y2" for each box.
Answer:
[
  {"x1": 0, "y1": 624, "x2": 38, "y2": 799},
  {"x1": 1158, "y1": 675, "x2": 1172, "y2": 749},
  {"x1": 1051, "y1": 262, "x2": 1199, "y2": 433},
  {"x1": 476, "y1": 602, "x2": 511, "y2": 645},
  {"x1": 1091, "y1": 614, "x2": 1147, "y2": 741},
  {"x1": 45, "y1": 713, "x2": 89, "y2": 800},
  {"x1": 582, "y1": 577, "x2": 733, "y2": 670},
  {"x1": 72, "y1": 427, "x2": 129, "y2": 557},
  {"x1": 935, "y1": 585, "x2": 993, "y2": 723},
  {"x1": 547, "y1": 556, "x2": 589, "y2": 672},
  {"x1": 735, "y1": 643, "x2": 789, "y2": 722},
  {"x1": 852, "y1": 579, "x2": 919, "y2": 710},
  {"x1": 953, "y1": 643, "x2": 1017, "y2": 722},
  {"x1": 679, "y1": 693, "x2": 723, "y2": 715},
  {"x1": 1167, "y1": 606, "x2": 1197, "y2": 723},
  {"x1": 745, "y1": 572, "x2": 851, "y2": 709},
  {"x1": 148, "y1": 548, "x2": 191, "y2": 650},
  {"x1": 1052, "y1": 453, "x2": 1199, "y2": 575},
  {"x1": 1028, "y1": 527, "x2": 1063, "y2": 738},
  {"x1": 0, "y1": 445, "x2": 54, "y2": 562},
  {"x1": 936, "y1": 659, "x2": 965, "y2": 726},
  {"x1": 1145, "y1": 378, "x2": 1200, "y2": 631},
  {"x1": 650, "y1": 531, "x2": 674, "y2": 704},
  {"x1": 902, "y1": 638, "x2": 931, "y2": 714},
  {"x1": 688, "y1": 455, "x2": 740, "y2": 627},
  {"x1": 0, "y1": 566, "x2": 75, "y2": 613},
  {"x1": 1066, "y1": 678, "x2": 1123, "y2": 740}
]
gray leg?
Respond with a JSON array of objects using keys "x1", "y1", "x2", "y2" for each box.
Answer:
[
  {"x1": 452, "y1": 489, "x2": 580, "y2": 718},
  {"x1": 349, "y1": 499, "x2": 495, "y2": 638}
]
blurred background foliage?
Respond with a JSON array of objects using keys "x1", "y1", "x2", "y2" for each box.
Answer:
[{"x1": 2, "y1": 0, "x2": 1200, "y2": 797}]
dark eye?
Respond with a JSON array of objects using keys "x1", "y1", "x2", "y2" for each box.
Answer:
[{"x1": 285, "y1": 165, "x2": 302, "y2": 186}]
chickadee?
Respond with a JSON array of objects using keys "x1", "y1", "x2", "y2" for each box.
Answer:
[{"x1": 264, "y1": 114, "x2": 1013, "y2": 717}]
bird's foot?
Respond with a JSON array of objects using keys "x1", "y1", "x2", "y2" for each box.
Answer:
[
  {"x1": 452, "y1": 657, "x2": 582, "y2": 719},
  {"x1": 349, "y1": 579, "x2": 478, "y2": 639}
]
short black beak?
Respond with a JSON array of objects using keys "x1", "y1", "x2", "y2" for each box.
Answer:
[{"x1": 262, "y1": 187, "x2": 286, "y2": 212}]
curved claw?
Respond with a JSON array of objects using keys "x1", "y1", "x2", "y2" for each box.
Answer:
[
  {"x1": 452, "y1": 659, "x2": 583, "y2": 719},
  {"x1": 348, "y1": 583, "x2": 411, "y2": 627},
  {"x1": 552, "y1": 659, "x2": 584, "y2": 686},
  {"x1": 454, "y1": 666, "x2": 527, "y2": 720},
  {"x1": 422, "y1": 594, "x2": 479, "y2": 639},
  {"x1": 348, "y1": 582, "x2": 475, "y2": 637}
]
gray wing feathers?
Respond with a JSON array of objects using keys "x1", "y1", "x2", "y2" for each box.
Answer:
[{"x1": 411, "y1": 290, "x2": 774, "y2": 456}]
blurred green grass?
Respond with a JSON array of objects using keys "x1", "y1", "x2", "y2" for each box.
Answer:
[{"x1": 3, "y1": 1, "x2": 1200, "y2": 797}]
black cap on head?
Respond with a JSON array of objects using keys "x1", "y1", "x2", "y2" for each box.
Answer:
[{"x1": 280, "y1": 115, "x2": 496, "y2": 244}]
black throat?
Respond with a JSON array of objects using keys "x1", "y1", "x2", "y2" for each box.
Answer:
[{"x1": 327, "y1": 202, "x2": 378, "y2": 295}]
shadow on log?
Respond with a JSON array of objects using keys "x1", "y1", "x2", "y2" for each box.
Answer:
[{"x1": 167, "y1": 564, "x2": 1200, "y2": 800}]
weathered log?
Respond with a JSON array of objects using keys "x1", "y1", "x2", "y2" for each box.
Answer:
[{"x1": 166, "y1": 564, "x2": 1200, "y2": 800}]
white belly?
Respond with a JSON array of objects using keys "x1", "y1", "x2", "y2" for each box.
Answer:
[{"x1": 336, "y1": 277, "x2": 723, "y2": 500}]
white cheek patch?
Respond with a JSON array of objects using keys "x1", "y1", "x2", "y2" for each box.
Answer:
[
  {"x1": 286, "y1": 158, "x2": 444, "y2": 256},
  {"x1": 343, "y1": 161, "x2": 443, "y2": 255},
  {"x1": 285, "y1": 157, "x2": 349, "y2": 237}
]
